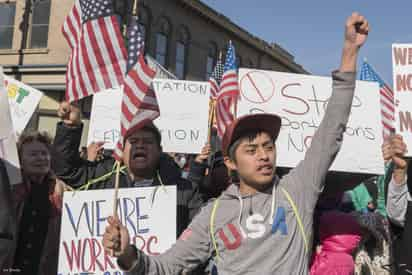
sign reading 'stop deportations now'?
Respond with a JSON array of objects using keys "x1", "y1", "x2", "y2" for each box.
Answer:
[
  {"x1": 392, "y1": 44, "x2": 412, "y2": 157},
  {"x1": 238, "y1": 69, "x2": 385, "y2": 175}
]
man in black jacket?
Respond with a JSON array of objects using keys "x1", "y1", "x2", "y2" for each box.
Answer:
[{"x1": 52, "y1": 102, "x2": 202, "y2": 237}]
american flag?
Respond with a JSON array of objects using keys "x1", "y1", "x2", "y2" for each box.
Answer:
[
  {"x1": 62, "y1": 0, "x2": 128, "y2": 102},
  {"x1": 113, "y1": 17, "x2": 158, "y2": 160},
  {"x1": 360, "y1": 61, "x2": 395, "y2": 138},
  {"x1": 209, "y1": 55, "x2": 224, "y2": 99},
  {"x1": 216, "y1": 42, "x2": 239, "y2": 138}
]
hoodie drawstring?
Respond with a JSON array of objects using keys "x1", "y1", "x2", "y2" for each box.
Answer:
[
  {"x1": 237, "y1": 195, "x2": 244, "y2": 229},
  {"x1": 270, "y1": 183, "x2": 277, "y2": 222}
]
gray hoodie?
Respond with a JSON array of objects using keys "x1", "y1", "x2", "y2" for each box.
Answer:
[{"x1": 119, "y1": 71, "x2": 356, "y2": 274}]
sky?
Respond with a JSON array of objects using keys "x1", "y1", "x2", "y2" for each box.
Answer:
[{"x1": 201, "y1": 0, "x2": 412, "y2": 86}]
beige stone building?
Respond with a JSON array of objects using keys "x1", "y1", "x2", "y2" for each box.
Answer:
[{"x1": 0, "y1": 0, "x2": 307, "y2": 144}]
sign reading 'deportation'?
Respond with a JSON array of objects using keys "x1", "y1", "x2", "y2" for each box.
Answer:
[{"x1": 88, "y1": 79, "x2": 210, "y2": 154}]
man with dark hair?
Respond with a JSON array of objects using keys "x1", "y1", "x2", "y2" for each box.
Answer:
[
  {"x1": 53, "y1": 102, "x2": 202, "y2": 237},
  {"x1": 102, "y1": 13, "x2": 369, "y2": 274}
]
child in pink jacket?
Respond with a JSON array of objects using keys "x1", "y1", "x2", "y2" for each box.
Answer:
[{"x1": 310, "y1": 211, "x2": 362, "y2": 275}]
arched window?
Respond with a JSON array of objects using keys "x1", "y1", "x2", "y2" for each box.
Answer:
[
  {"x1": 206, "y1": 42, "x2": 217, "y2": 79},
  {"x1": 236, "y1": 55, "x2": 242, "y2": 68},
  {"x1": 155, "y1": 17, "x2": 171, "y2": 67},
  {"x1": 247, "y1": 59, "x2": 254, "y2": 68},
  {"x1": 175, "y1": 26, "x2": 190, "y2": 79},
  {"x1": 137, "y1": 6, "x2": 150, "y2": 45}
]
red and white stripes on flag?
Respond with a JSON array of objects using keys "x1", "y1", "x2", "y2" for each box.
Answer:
[
  {"x1": 62, "y1": 0, "x2": 127, "y2": 102},
  {"x1": 113, "y1": 55, "x2": 158, "y2": 161},
  {"x1": 216, "y1": 42, "x2": 239, "y2": 138},
  {"x1": 379, "y1": 84, "x2": 395, "y2": 137},
  {"x1": 360, "y1": 61, "x2": 395, "y2": 138}
]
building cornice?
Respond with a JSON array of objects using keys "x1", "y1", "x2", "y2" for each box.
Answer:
[{"x1": 177, "y1": 0, "x2": 309, "y2": 74}]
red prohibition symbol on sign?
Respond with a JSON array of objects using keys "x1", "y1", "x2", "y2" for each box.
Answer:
[{"x1": 240, "y1": 71, "x2": 276, "y2": 104}]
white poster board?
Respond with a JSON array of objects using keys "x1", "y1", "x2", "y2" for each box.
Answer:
[
  {"x1": 88, "y1": 80, "x2": 210, "y2": 154},
  {"x1": 58, "y1": 186, "x2": 177, "y2": 275},
  {"x1": 3, "y1": 75, "x2": 43, "y2": 135},
  {"x1": 237, "y1": 69, "x2": 385, "y2": 174},
  {"x1": 0, "y1": 69, "x2": 22, "y2": 185},
  {"x1": 392, "y1": 44, "x2": 412, "y2": 156},
  {"x1": 87, "y1": 88, "x2": 123, "y2": 149}
]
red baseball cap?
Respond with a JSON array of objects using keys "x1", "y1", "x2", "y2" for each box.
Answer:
[{"x1": 222, "y1": 113, "x2": 281, "y2": 156}]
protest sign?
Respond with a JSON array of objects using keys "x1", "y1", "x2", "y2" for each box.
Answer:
[
  {"x1": 87, "y1": 88, "x2": 123, "y2": 150},
  {"x1": 392, "y1": 44, "x2": 412, "y2": 156},
  {"x1": 88, "y1": 80, "x2": 210, "y2": 154},
  {"x1": 58, "y1": 186, "x2": 177, "y2": 275},
  {"x1": 151, "y1": 79, "x2": 210, "y2": 153},
  {"x1": 0, "y1": 68, "x2": 22, "y2": 185},
  {"x1": 2, "y1": 75, "x2": 43, "y2": 135},
  {"x1": 238, "y1": 69, "x2": 385, "y2": 174}
]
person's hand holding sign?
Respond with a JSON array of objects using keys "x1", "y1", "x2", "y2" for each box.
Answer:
[{"x1": 103, "y1": 216, "x2": 137, "y2": 269}]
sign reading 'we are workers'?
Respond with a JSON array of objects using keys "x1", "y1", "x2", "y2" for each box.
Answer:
[
  {"x1": 58, "y1": 186, "x2": 177, "y2": 275},
  {"x1": 237, "y1": 69, "x2": 384, "y2": 175}
]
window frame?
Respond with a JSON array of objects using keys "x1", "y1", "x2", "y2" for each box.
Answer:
[
  {"x1": 28, "y1": 0, "x2": 51, "y2": 49},
  {"x1": 0, "y1": 2, "x2": 17, "y2": 49}
]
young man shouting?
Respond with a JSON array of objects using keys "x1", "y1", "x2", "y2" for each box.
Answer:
[{"x1": 103, "y1": 12, "x2": 369, "y2": 274}]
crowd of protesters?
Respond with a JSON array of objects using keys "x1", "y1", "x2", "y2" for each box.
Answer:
[{"x1": 1, "y1": 12, "x2": 412, "y2": 275}]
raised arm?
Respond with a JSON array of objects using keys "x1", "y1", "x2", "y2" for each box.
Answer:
[
  {"x1": 286, "y1": 13, "x2": 369, "y2": 209},
  {"x1": 386, "y1": 135, "x2": 410, "y2": 226}
]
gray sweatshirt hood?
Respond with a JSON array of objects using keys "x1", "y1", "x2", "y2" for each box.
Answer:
[{"x1": 221, "y1": 176, "x2": 281, "y2": 228}]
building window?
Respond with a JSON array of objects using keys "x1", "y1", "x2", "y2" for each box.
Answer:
[
  {"x1": 29, "y1": 0, "x2": 51, "y2": 48},
  {"x1": 236, "y1": 55, "x2": 242, "y2": 68},
  {"x1": 155, "y1": 17, "x2": 171, "y2": 67},
  {"x1": 175, "y1": 42, "x2": 186, "y2": 79},
  {"x1": 0, "y1": 2, "x2": 16, "y2": 49},
  {"x1": 206, "y1": 42, "x2": 217, "y2": 79},
  {"x1": 247, "y1": 59, "x2": 254, "y2": 68},
  {"x1": 137, "y1": 6, "x2": 150, "y2": 46},
  {"x1": 155, "y1": 33, "x2": 167, "y2": 66},
  {"x1": 175, "y1": 26, "x2": 190, "y2": 79}
]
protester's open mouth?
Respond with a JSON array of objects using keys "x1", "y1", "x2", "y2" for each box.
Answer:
[
  {"x1": 133, "y1": 152, "x2": 147, "y2": 161},
  {"x1": 257, "y1": 164, "x2": 273, "y2": 174},
  {"x1": 34, "y1": 163, "x2": 49, "y2": 168}
]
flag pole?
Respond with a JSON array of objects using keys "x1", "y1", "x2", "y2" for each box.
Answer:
[
  {"x1": 133, "y1": 0, "x2": 139, "y2": 14},
  {"x1": 207, "y1": 51, "x2": 222, "y2": 143},
  {"x1": 113, "y1": 161, "x2": 121, "y2": 217},
  {"x1": 113, "y1": 0, "x2": 140, "y2": 220},
  {"x1": 207, "y1": 99, "x2": 216, "y2": 143}
]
